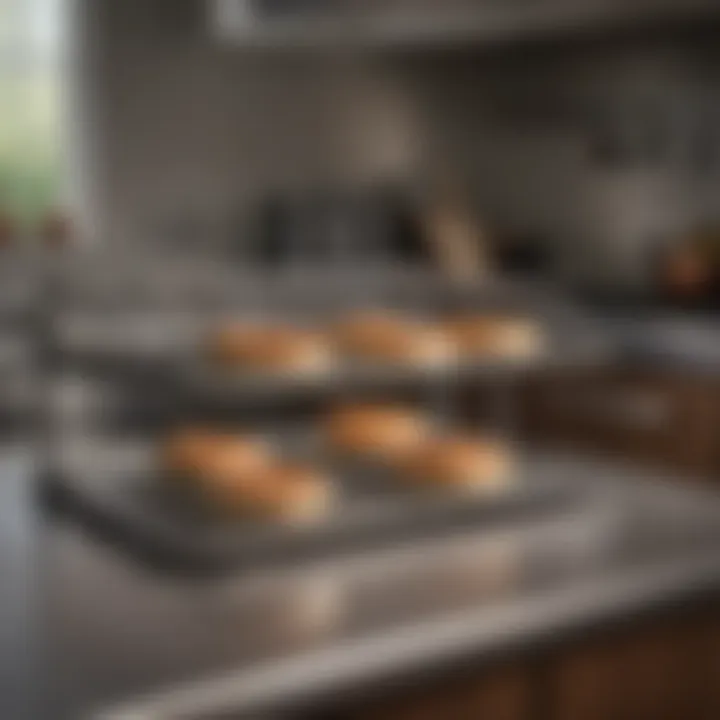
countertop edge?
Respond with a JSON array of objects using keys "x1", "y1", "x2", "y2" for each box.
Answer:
[{"x1": 97, "y1": 552, "x2": 720, "y2": 720}]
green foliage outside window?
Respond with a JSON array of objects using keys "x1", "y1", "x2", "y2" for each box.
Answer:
[{"x1": 0, "y1": 0, "x2": 62, "y2": 228}]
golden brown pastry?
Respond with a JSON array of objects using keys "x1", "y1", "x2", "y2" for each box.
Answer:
[
  {"x1": 161, "y1": 429, "x2": 272, "y2": 486},
  {"x1": 228, "y1": 464, "x2": 332, "y2": 523},
  {"x1": 397, "y1": 436, "x2": 513, "y2": 493},
  {"x1": 209, "y1": 324, "x2": 333, "y2": 374},
  {"x1": 443, "y1": 316, "x2": 544, "y2": 360},
  {"x1": 332, "y1": 311, "x2": 454, "y2": 367},
  {"x1": 324, "y1": 404, "x2": 430, "y2": 461},
  {"x1": 162, "y1": 431, "x2": 330, "y2": 522},
  {"x1": 197, "y1": 462, "x2": 331, "y2": 523}
]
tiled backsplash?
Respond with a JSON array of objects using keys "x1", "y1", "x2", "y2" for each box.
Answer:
[{"x1": 73, "y1": 0, "x2": 720, "y2": 285}]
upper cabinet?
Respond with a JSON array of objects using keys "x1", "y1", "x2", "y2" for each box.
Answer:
[{"x1": 210, "y1": 0, "x2": 720, "y2": 50}]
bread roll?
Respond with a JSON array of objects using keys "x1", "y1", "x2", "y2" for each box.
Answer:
[
  {"x1": 162, "y1": 428, "x2": 220, "y2": 476},
  {"x1": 333, "y1": 312, "x2": 454, "y2": 367},
  {"x1": 444, "y1": 316, "x2": 544, "y2": 360},
  {"x1": 325, "y1": 404, "x2": 429, "y2": 460},
  {"x1": 162, "y1": 429, "x2": 272, "y2": 486},
  {"x1": 210, "y1": 464, "x2": 332, "y2": 523},
  {"x1": 209, "y1": 324, "x2": 333, "y2": 374},
  {"x1": 162, "y1": 431, "x2": 330, "y2": 523},
  {"x1": 398, "y1": 437, "x2": 513, "y2": 493}
]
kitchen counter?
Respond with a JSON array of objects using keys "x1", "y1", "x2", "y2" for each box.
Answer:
[
  {"x1": 575, "y1": 296, "x2": 720, "y2": 371},
  {"x1": 0, "y1": 449, "x2": 38, "y2": 720},
  {"x1": 613, "y1": 316, "x2": 720, "y2": 372},
  {"x1": 46, "y1": 453, "x2": 720, "y2": 720}
]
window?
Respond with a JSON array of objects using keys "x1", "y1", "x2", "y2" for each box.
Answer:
[{"x1": 0, "y1": 0, "x2": 63, "y2": 226}]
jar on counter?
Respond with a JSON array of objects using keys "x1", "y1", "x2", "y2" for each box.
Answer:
[
  {"x1": 0, "y1": 209, "x2": 17, "y2": 248},
  {"x1": 39, "y1": 208, "x2": 75, "y2": 250}
]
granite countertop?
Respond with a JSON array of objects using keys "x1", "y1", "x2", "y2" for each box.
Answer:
[{"x1": 44, "y1": 453, "x2": 720, "y2": 720}]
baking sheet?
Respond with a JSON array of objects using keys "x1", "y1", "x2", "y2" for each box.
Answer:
[
  {"x1": 50, "y1": 306, "x2": 616, "y2": 405},
  {"x1": 51, "y1": 431, "x2": 589, "y2": 573}
]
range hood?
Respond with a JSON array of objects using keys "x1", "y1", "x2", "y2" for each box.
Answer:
[{"x1": 212, "y1": 0, "x2": 720, "y2": 49}]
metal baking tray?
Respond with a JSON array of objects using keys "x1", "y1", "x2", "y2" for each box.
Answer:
[
  {"x1": 179, "y1": 340, "x2": 540, "y2": 388},
  {"x1": 175, "y1": 332, "x2": 615, "y2": 405},
  {"x1": 49, "y1": 307, "x2": 617, "y2": 407},
  {"x1": 51, "y1": 429, "x2": 591, "y2": 574}
]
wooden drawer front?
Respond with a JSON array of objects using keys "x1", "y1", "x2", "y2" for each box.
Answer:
[
  {"x1": 683, "y1": 612, "x2": 720, "y2": 720},
  {"x1": 332, "y1": 609, "x2": 720, "y2": 720},
  {"x1": 349, "y1": 665, "x2": 533, "y2": 720},
  {"x1": 549, "y1": 616, "x2": 720, "y2": 720},
  {"x1": 548, "y1": 639, "x2": 621, "y2": 720},
  {"x1": 522, "y1": 370, "x2": 719, "y2": 475}
]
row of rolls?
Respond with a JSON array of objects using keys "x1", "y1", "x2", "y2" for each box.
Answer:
[
  {"x1": 162, "y1": 311, "x2": 535, "y2": 525},
  {"x1": 162, "y1": 404, "x2": 514, "y2": 525},
  {"x1": 208, "y1": 311, "x2": 545, "y2": 374}
]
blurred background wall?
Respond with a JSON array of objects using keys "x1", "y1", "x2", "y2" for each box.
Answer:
[
  {"x1": 71, "y1": 0, "x2": 720, "y2": 287},
  {"x1": 72, "y1": 0, "x2": 425, "y2": 250}
]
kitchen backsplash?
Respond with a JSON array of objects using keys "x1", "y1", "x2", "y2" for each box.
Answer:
[{"x1": 74, "y1": 0, "x2": 720, "y2": 286}]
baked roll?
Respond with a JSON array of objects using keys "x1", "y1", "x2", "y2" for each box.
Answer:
[
  {"x1": 162, "y1": 431, "x2": 330, "y2": 522},
  {"x1": 233, "y1": 464, "x2": 332, "y2": 523},
  {"x1": 325, "y1": 404, "x2": 429, "y2": 461},
  {"x1": 443, "y1": 316, "x2": 544, "y2": 360},
  {"x1": 209, "y1": 324, "x2": 333, "y2": 375},
  {"x1": 397, "y1": 436, "x2": 514, "y2": 494},
  {"x1": 333, "y1": 311, "x2": 454, "y2": 367},
  {"x1": 161, "y1": 429, "x2": 273, "y2": 486}
]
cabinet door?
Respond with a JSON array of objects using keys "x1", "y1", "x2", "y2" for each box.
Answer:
[
  {"x1": 349, "y1": 665, "x2": 533, "y2": 720},
  {"x1": 615, "y1": 623, "x2": 697, "y2": 720},
  {"x1": 452, "y1": 666, "x2": 532, "y2": 720},
  {"x1": 333, "y1": 611, "x2": 720, "y2": 720},
  {"x1": 683, "y1": 611, "x2": 720, "y2": 720},
  {"x1": 549, "y1": 615, "x2": 720, "y2": 720},
  {"x1": 521, "y1": 369, "x2": 719, "y2": 477},
  {"x1": 548, "y1": 638, "x2": 623, "y2": 720}
]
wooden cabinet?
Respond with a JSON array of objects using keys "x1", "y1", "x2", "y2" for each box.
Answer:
[
  {"x1": 520, "y1": 368, "x2": 720, "y2": 478},
  {"x1": 548, "y1": 619, "x2": 716, "y2": 720},
  {"x1": 327, "y1": 608, "x2": 720, "y2": 720},
  {"x1": 348, "y1": 665, "x2": 534, "y2": 720},
  {"x1": 548, "y1": 637, "x2": 621, "y2": 720}
]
